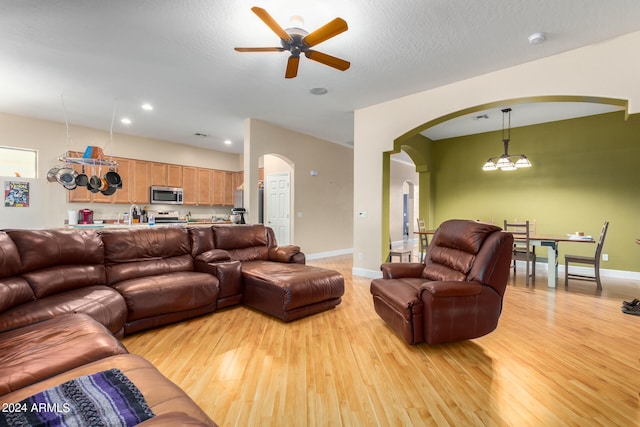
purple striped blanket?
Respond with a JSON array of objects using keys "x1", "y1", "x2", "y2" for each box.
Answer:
[{"x1": 0, "y1": 368, "x2": 155, "y2": 426}]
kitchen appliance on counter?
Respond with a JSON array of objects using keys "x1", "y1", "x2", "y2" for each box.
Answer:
[
  {"x1": 78, "y1": 208, "x2": 94, "y2": 224},
  {"x1": 147, "y1": 210, "x2": 187, "y2": 224},
  {"x1": 150, "y1": 186, "x2": 184, "y2": 205},
  {"x1": 231, "y1": 208, "x2": 246, "y2": 224}
]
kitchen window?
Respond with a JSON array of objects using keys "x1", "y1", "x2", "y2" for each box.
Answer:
[{"x1": 0, "y1": 146, "x2": 37, "y2": 178}]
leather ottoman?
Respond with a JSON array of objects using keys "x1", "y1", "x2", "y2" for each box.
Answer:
[{"x1": 240, "y1": 261, "x2": 344, "y2": 322}]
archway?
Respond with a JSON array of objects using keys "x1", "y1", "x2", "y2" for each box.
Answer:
[{"x1": 381, "y1": 95, "x2": 629, "y2": 262}]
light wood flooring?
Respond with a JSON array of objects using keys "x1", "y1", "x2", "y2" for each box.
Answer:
[{"x1": 122, "y1": 255, "x2": 640, "y2": 426}]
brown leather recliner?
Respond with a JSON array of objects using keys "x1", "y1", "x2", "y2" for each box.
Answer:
[{"x1": 370, "y1": 219, "x2": 514, "y2": 345}]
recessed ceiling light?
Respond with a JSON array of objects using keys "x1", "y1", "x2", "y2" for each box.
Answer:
[
  {"x1": 528, "y1": 32, "x2": 546, "y2": 45},
  {"x1": 141, "y1": 103, "x2": 153, "y2": 111},
  {"x1": 224, "y1": 139, "x2": 232, "y2": 145},
  {"x1": 309, "y1": 87, "x2": 328, "y2": 95},
  {"x1": 120, "y1": 118, "x2": 132, "y2": 125}
]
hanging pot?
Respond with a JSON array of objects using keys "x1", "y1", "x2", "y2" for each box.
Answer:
[
  {"x1": 62, "y1": 180, "x2": 77, "y2": 190},
  {"x1": 47, "y1": 166, "x2": 60, "y2": 183},
  {"x1": 104, "y1": 168, "x2": 122, "y2": 187},
  {"x1": 88, "y1": 165, "x2": 102, "y2": 193},
  {"x1": 100, "y1": 185, "x2": 117, "y2": 196},
  {"x1": 55, "y1": 167, "x2": 77, "y2": 187},
  {"x1": 75, "y1": 165, "x2": 88, "y2": 187}
]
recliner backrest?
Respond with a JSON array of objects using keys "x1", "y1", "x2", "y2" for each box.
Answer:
[
  {"x1": 6, "y1": 229, "x2": 106, "y2": 299},
  {"x1": 0, "y1": 231, "x2": 34, "y2": 312},
  {"x1": 212, "y1": 224, "x2": 273, "y2": 262},
  {"x1": 422, "y1": 220, "x2": 503, "y2": 283}
]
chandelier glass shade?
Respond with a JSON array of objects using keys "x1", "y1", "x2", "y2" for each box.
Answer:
[{"x1": 482, "y1": 108, "x2": 532, "y2": 171}]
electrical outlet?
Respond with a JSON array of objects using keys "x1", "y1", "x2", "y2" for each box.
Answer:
[
  {"x1": 602, "y1": 254, "x2": 608, "y2": 261},
  {"x1": 358, "y1": 252, "x2": 364, "y2": 261}
]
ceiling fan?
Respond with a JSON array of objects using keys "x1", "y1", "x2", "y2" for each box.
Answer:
[{"x1": 234, "y1": 7, "x2": 350, "y2": 79}]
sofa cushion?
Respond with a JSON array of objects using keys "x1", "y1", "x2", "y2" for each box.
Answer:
[
  {"x1": 0, "y1": 313, "x2": 127, "y2": 395},
  {"x1": 0, "y1": 231, "x2": 21, "y2": 278},
  {"x1": 105, "y1": 254, "x2": 195, "y2": 285},
  {"x1": 212, "y1": 224, "x2": 267, "y2": 250},
  {"x1": 22, "y1": 264, "x2": 106, "y2": 299},
  {"x1": 101, "y1": 227, "x2": 192, "y2": 263},
  {"x1": 189, "y1": 227, "x2": 215, "y2": 257},
  {"x1": 111, "y1": 272, "x2": 219, "y2": 322},
  {"x1": 0, "y1": 285, "x2": 127, "y2": 336},
  {"x1": 0, "y1": 277, "x2": 33, "y2": 313},
  {"x1": 7, "y1": 229, "x2": 104, "y2": 272}
]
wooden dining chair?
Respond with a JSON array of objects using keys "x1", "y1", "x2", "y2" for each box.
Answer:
[
  {"x1": 389, "y1": 235, "x2": 412, "y2": 262},
  {"x1": 416, "y1": 218, "x2": 429, "y2": 263},
  {"x1": 564, "y1": 221, "x2": 609, "y2": 290},
  {"x1": 503, "y1": 220, "x2": 536, "y2": 285}
]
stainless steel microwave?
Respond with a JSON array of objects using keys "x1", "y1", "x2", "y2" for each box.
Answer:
[{"x1": 150, "y1": 186, "x2": 184, "y2": 205}]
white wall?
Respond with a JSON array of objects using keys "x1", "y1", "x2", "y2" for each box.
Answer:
[
  {"x1": 245, "y1": 119, "x2": 353, "y2": 255},
  {"x1": 353, "y1": 31, "x2": 640, "y2": 277}
]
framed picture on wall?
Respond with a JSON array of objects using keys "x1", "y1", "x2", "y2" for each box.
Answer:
[{"x1": 4, "y1": 181, "x2": 29, "y2": 207}]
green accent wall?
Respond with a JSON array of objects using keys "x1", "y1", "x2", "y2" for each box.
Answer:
[{"x1": 430, "y1": 110, "x2": 640, "y2": 272}]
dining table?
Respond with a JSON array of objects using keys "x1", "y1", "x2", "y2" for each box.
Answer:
[{"x1": 414, "y1": 230, "x2": 595, "y2": 288}]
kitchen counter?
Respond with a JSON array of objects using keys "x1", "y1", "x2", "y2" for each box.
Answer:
[{"x1": 66, "y1": 221, "x2": 234, "y2": 229}]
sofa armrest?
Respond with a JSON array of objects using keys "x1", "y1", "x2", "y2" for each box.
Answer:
[
  {"x1": 268, "y1": 245, "x2": 302, "y2": 263},
  {"x1": 194, "y1": 249, "x2": 231, "y2": 263},
  {"x1": 380, "y1": 262, "x2": 424, "y2": 279},
  {"x1": 194, "y1": 259, "x2": 242, "y2": 300},
  {"x1": 419, "y1": 281, "x2": 483, "y2": 298}
]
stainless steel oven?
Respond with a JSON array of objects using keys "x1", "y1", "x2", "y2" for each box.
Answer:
[{"x1": 150, "y1": 186, "x2": 184, "y2": 205}]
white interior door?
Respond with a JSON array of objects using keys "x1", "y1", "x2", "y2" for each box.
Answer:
[{"x1": 266, "y1": 172, "x2": 290, "y2": 245}]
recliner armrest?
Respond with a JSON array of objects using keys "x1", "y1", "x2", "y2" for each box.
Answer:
[
  {"x1": 419, "y1": 281, "x2": 483, "y2": 298},
  {"x1": 380, "y1": 262, "x2": 425, "y2": 279},
  {"x1": 268, "y1": 245, "x2": 302, "y2": 263},
  {"x1": 194, "y1": 249, "x2": 231, "y2": 263}
]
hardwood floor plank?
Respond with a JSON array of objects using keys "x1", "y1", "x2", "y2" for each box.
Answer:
[{"x1": 123, "y1": 255, "x2": 640, "y2": 426}]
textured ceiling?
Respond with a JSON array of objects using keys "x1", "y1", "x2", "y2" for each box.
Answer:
[{"x1": 1, "y1": 0, "x2": 640, "y2": 154}]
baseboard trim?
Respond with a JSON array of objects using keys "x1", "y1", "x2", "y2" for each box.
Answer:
[
  {"x1": 352, "y1": 268, "x2": 382, "y2": 279},
  {"x1": 306, "y1": 248, "x2": 353, "y2": 261},
  {"x1": 516, "y1": 260, "x2": 640, "y2": 280}
]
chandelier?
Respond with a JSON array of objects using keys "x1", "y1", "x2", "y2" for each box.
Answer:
[{"x1": 482, "y1": 108, "x2": 532, "y2": 171}]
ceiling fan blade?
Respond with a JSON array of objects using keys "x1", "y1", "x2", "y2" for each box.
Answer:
[
  {"x1": 305, "y1": 50, "x2": 350, "y2": 71},
  {"x1": 251, "y1": 7, "x2": 292, "y2": 42},
  {"x1": 234, "y1": 47, "x2": 285, "y2": 52},
  {"x1": 302, "y1": 17, "x2": 348, "y2": 47},
  {"x1": 285, "y1": 56, "x2": 300, "y2": 79}
]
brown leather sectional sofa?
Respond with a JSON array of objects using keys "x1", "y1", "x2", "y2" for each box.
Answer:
[{"x1": 0, "y1": 224, "x2": 344, "y2": 425}]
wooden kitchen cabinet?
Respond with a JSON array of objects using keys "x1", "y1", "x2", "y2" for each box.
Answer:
[
  {"x1": 151, "y1": 163, "x2": 167, "y2": 186},
  {"x1": 198, "y1": 168, "x2": 212, "y2": 205},
  {"x1": 211, "y1": 170, "x2": 224, "y2": 205},
  {"x1": 132, "y1": 160, "x2": 151, "y2": 204},
  {"x1": 223, "y1": 171, "x2": 234, "y2": 205},
  {"x1": 167, "y1": 164, "x2": 182, "y2": 187},
  {"x1": 182, "y1": 167, "x2": 197, "y2": 205},
  {"x1": 150, "y1": 163, "x2": 182, "y2": 188}
]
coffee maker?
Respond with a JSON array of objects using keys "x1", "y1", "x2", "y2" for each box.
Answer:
[
  {"x1": 78, "y1": 208, "x2": 94, "y2": 224},
  {"x1": 231, "y1": 208, "x2": 246, "y2": 224}
]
